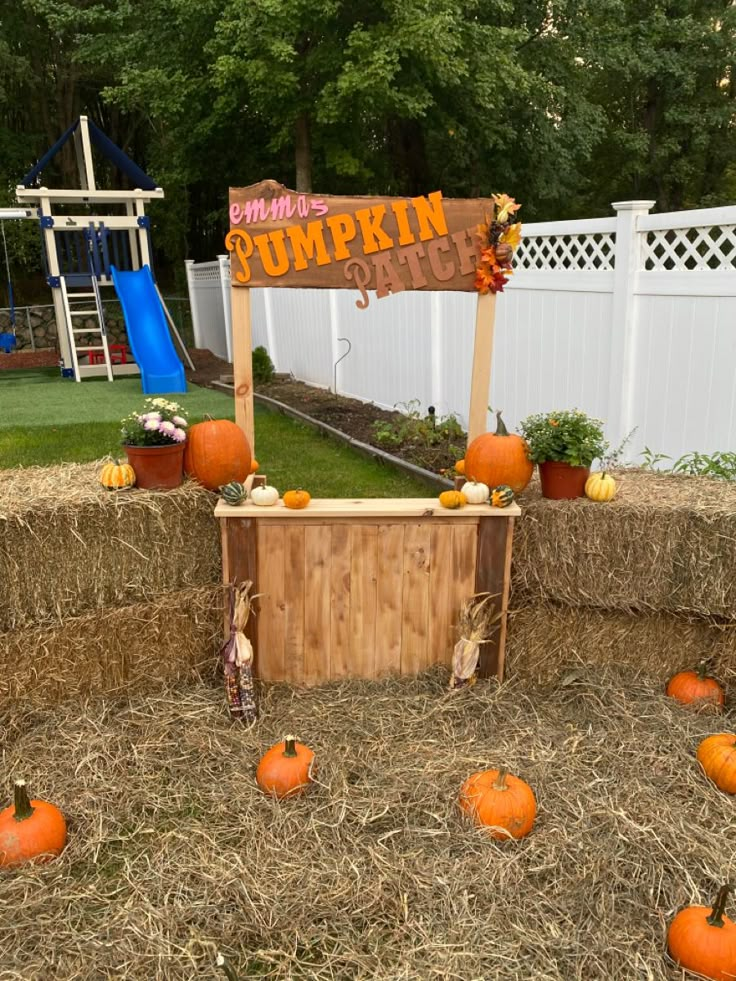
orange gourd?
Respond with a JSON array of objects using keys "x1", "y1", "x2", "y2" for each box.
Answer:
[
  {"x1": 464, "y1": 411, "x2": 533, "y2": 496},
  {"x1": 666, "y1": 660, "x2": 725, "y2": 710},
  {"x1": 697, "y1": 733, "x2": 736, "y2": 794},
  {"x1": 668, "y1": 883, "x2": 736, "y2": 981},
  {"x1": 256, "y1": 736, "x2": 315, "y2": 799},
  {"x1": 250, "y1": 458, "x2": 260, "y2": 473},
  {"x1": 439, "y1": 490, "x2": 467, "y2": 509},
  {"x1": 459, "y1": 767, "x2": 536, "y2": 839},
  {"x1": 184, "y1": 418, "x2": 252, "y2": 491},
  {"x1": 454, "y1": 459, "x2": 466, "y2": 475},
  {"x1": 283, "y1": 489, "x2": 311, "y2": 510},
  {"x1": 0, "y1": 780, "x2": 67, "y2": 867}
]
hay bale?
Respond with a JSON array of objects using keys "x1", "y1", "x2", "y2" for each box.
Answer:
[
  {"x1": 0, "y1": 585, "x2": 221, "y2": 717},
  {"x1": 1, "y1": 669, "x2": 734, "y2": 979},
  {"x1": 514, "y1": 470, "x2": 736, "y2": 618},
  {"x1": 507, "y1": 597, "x2": 736, "y2": 685},
  {"x1": 0, "y1": 462, "x2": 221, "y2": 631}
]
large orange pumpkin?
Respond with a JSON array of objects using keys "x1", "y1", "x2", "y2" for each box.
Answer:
[
  {"x1": 697, "y1": 733, "x2": 736, "y2": 794},
  {"x1": 184, "y1": 418, "x2": 252, "y2": 491},
  {"x1": 0, "y1": 780, "x2": 67, "y2": 867},
  {"x1": 666, "y1": 660, "x2": 725, "y2": 710},
  {"x1": 668, "y1": 883, "x2": 736, "y2": 981},
  {"x1": 464, "y1": 411, "x2": 533, "y2": 495},
  {"x1": 256, "y1": 736, "x2": 315, "y2": 799},
  {"x1": 459, "y1": 767, "x2": 536, "y2": 839}
]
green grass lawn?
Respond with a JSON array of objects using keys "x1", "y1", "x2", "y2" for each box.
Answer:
[{"x1": 0, "y1": 370, "x2": 430, "y2": 496}]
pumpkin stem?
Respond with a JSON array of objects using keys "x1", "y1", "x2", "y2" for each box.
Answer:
[
  {"x1": 493, "y1": 768, "x2": 509, "y2": 791},
  {"x1": 706, "y1": 883, "x2": 733, "y2": 928},
  {"x1": 13, "y1": 780, "x2": 35, "y2": 822},
  {"x1": 216, "y1": 953, "x2": 241, "y2": 981},
  {"x1": 283, "y1": 735, "x2": 298, "y2": 758},
  {"x1": 495, "y1": 411, "x2": 509, "y2": 437},
  {"x1": 696, "y1": 659, "x2": 708, "y2": 680}
]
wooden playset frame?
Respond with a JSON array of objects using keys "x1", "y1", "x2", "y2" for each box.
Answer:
[{"x1": 217, "y1": 180, "x2": 518, "y2": 684}]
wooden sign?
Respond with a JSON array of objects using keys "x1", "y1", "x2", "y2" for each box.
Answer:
[{"x1": 226, "y1": 180, "x2": 490, "y2": 307}]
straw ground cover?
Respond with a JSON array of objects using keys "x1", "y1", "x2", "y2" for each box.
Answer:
[{"x1": 2, "y1": 666, "x2": 735, "y2": 980}]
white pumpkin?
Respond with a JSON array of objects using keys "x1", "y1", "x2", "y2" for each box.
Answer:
[
  {"x1": 250, "y1": 484, "x2": 279, "y2": 506},
  {"x1": 462, "y1": 480, "x2": 490, "y2": 505}
]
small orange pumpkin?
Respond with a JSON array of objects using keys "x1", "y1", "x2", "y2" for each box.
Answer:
[
  {"x1": 256, "y1": 735, "x2": 315, "y2": 799},
  {"x1": 454, "y1": 459, "x2": 466, "y2": 475},
  {"x1": 668, "y1": 883, "x2": 736, "y2": 981},
  {"x1": 184, "y1": 417, "x2": 252, "y2": 491},
  {"x1": 250, "y1": 458, "x2": 259, "y2": 473},
  {"x1": 464, "y1": 411, "x2": 533, "y2": 495},
  {"x1": 283, "y1": 489, "x2": 311, "y2": 510},
  {"x1": 697, "y1": 733, "x2": 736, "y2": 794},
  {"x1": 0, "y1": 780, "x2": 67, "y2": 868},
  {"x1": 439, "y1": 490, "x2": 467, "y2": 509},
  {"x1": 459, "y1": 767, "x2": 536, "y2": 839},
  {"x1": 666, "y1": 660, "x2": 725, "y2": 710}
]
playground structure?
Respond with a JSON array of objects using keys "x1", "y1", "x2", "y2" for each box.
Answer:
[{"x1": 2, "y1": 115, "x2": 190, "y2": 391}]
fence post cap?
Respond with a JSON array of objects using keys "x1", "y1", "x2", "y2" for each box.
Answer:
[{"x1": 611, "y1": 200, "x2": 656, "y2": 212}]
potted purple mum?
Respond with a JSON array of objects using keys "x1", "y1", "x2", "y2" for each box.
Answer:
[{"x1": 121, "y1": 398, "x2": 188, "y2": 489}]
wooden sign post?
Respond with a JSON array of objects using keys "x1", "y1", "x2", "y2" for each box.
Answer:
[
  {"x1": 467, "y1": 292, "x2": 497, "y2": 445},
  {"x1": 222, "y1": 180, "x2": 520, "y2": 682}
]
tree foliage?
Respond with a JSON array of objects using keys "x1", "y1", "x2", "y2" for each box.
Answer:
[{"x1": 0, "y1": 0, "x2": 733, "y2": 296}]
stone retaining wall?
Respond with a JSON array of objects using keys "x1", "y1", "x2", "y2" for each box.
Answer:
[{"x1": 0, "y1": 298, "x2": 193, "y2": 351}]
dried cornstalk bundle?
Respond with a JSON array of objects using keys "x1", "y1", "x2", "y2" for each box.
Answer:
[
  {"x1": 221, "y1": 581, "x2": 258, "y2": 724},
  {"x1": 449, "y1": 592, "x2": 501, "y2": 689}
]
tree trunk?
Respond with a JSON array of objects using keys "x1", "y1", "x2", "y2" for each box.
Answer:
[{"x1": 295, "y1": 114, "x2": 312, "y2": 192}]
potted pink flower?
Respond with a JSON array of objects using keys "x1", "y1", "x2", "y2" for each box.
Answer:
[{"x1": 121, "y1": 398, "x2": 188, "y2": 489}]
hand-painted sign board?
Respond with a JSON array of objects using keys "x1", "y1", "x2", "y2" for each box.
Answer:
[{"x1": 226, "y1": 180, "x2": 490, "y2": 305}]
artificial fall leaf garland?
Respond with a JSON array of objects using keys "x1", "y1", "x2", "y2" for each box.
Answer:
[{"x1": 474, "y1": 194, "x2": 522, "y2": 295}]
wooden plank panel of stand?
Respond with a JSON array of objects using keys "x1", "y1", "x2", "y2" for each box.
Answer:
[
  {"x1": 449, "y1": 524, "x2": 480, "y2": 665},
  {"x1": 427, "y1": 524, "x2": 454, "y2": 666},
  {"x1": 255, "y1": 524, "x2": 285, "y2": 681},
  {"x1": 329, "y1": 524, "x2": 352, "y2": 679},
  {"x1": 221, "y1": 518, "x2": 258, "y2": 656},
  {"x1": 214, "y1": 498, "x2": 519, "y2": 519},
  {"x1": 475, "y1": 516, "x2": 513, "y2": 680},
  {"x1": 401, "y1": 523, "x2": 431, "y2": 675},
  {"x1": 350, "y1": 525, "x2": 378, "y2": 678},
  {"x1": 304, "y1": 525, "x2": 331, "y2": 684},
  {"x1": 375, "y1": 523, "x2": 404, "y2": 676},
  {"x1": 283, "y1": 524, "x2": 306, "y2": 685}
]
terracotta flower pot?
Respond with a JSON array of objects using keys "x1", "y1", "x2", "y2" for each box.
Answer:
[
  {"x1": 124, "y1": 442, "x2": 186, "y2": 490},
  {"x1": 538, "y1": 461, "x2": 590, "y2": 500}
]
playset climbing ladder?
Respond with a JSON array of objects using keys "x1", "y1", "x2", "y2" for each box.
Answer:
[{"x1": 59, "y1": 272, "x2": 113, "y2": 382}]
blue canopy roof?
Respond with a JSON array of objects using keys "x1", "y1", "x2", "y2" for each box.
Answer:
[{"x1": 21, "y1": 118, "x2": 157, "y2": 191}]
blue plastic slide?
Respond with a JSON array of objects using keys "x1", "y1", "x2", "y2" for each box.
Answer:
[{"x1": 110, "y1": 264, "x2": 187, "y2": 394}]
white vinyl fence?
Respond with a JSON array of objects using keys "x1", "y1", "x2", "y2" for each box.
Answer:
[{"x1": 186, "y1": 200, "x2": 736, "y2": 463}]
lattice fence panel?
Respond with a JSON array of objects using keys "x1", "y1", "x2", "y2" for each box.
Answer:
[
  {"x1": 642, "y1": 226, "x2": 736, "y2": 271},
  {"x1": 516, "y1": 233, "x2": 615, "y2": 271}
]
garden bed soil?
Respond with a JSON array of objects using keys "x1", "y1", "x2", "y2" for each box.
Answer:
[
  {"x1": 2, "y1": 667, "x2": 734, "y2": 979},
  {"x1": 258, "y1": 379, "x2": 463, "y2": 473},
  {"x1": 186, "y1": 351, "x2": 460, "y2": 473}
]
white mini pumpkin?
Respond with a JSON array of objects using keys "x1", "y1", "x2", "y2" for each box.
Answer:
[
  {"x1": 461, "y1": 480, "x2": 490, "y2": 505},
  {"x1": 250, "y1": 484, "x2": 279, "y2": 506}
]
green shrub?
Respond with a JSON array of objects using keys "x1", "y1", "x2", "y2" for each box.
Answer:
[{"x1": 252, "y1": 345, "x2": 275, "y2": 384}]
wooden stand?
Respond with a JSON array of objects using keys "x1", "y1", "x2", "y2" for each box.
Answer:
[{"x1": 218, "y1": 498, "x2": 517, "y2": 684}]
